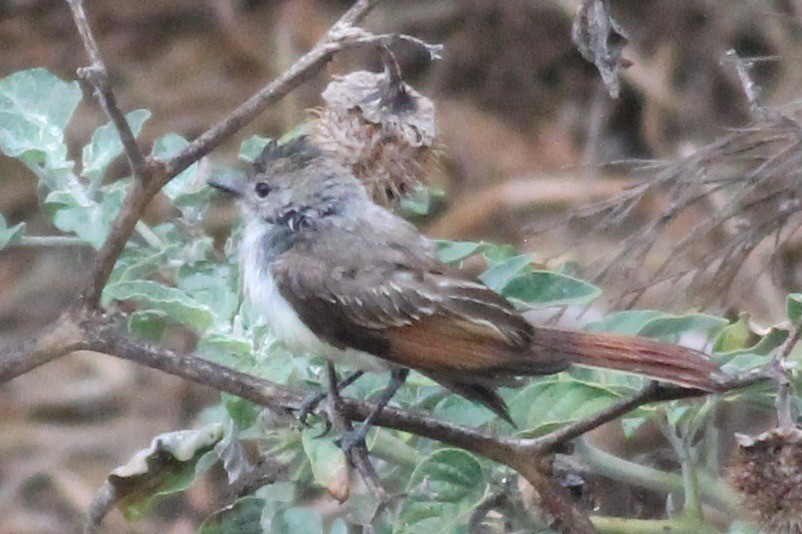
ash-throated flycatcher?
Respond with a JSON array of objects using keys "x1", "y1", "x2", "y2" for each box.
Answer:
[{"x1": 210, "y1": 136, "x2": 722, "y2": 451}]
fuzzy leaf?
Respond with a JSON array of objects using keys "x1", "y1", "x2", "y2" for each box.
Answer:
[
  {"x1": 0, "y1": 214, "x2": 25, "y2": 249},
  {"x1": 301, "y1": 425, "x2": 350, "y2": 502},
  {"x1": 478, "y1": 254, "x2": 536, "y2": 292},
  {"x1": 152, "y1": 133, "x2": 200, "y2": 200},
  {"x1": 788, "y1": 293, "x2": 802, "y2": 323},
  {"x1": 436, "y1": 240, "x2": 486, "y2": 264},
  {"x1": 503, "y1": 271, "x2": 601, "y2": 308},
  {"x1": 508, "y1": 378, "x2": 621, "y2": 437},
  {"x1": 272, "y1": 507, "x2": 323, "y2": 534},
  {"x1": 637, "y1": 313, "x2": 728, "y2": 340},
  {"x1": 105, "y1": 424, "x2": 223, "y2": 520},
  {"x1": 714, "y1": 313, "x2": 754, "y2": 353},
  {"x1": 82, "y1": 109, "x2": 151, "y2": 183},
  {"x1": 433, "y1": 395, "x2": 497, "y2": 428},
  {"x1": 585, "y1": 310, "x2": 667, "y2": 334},
  {"x1": 103, "y1": 280, "x2": 216, "y2": 333},
  {"x1": 45, "y1": 179, "x2": 128, "y2": 248},
  {"x1": 239, "y1": 135, "x2": 273, "y2": 163},
  {"x1": 177, "y1": 261, "x2": 240, "y2": 323},
  {"x1": 0, "y1": 68, "x2": 81, "y2": 172},
  {"x1": 396, "y1": 449, "x2": 486, "y2": 534}
]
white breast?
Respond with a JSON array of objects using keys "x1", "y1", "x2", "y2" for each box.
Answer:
[{"x1": 240, "y1": 225, "x2": 390, "y2": 373}]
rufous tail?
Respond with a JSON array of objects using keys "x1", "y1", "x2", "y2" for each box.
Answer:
[{"x1": 531, "y1": 326, "x2": 724, "y2": 391}]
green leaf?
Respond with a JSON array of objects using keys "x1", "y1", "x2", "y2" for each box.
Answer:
[
  {"x1": 200, "y1": 497, "x2": 265, "y2": 534},
  {"x1": 396, "y1": 449, "x2": 486, "y2": 534},
  {"x1": 726, "y1": 520, "x2": 764, "y2": 534},
  {"x1": 128, "y1": 310, "x2": 168, "y2": 341},
  {"x1": 0, "y1": 68, "x2": 81, "y2": 172},
  {"x1": 788, "y1": 293, "x2": 802, "y2": 323},
  {"x1": 152, "y1": 133, "x2": 199, "y2": 200},
  {"x1": 222, "y1": 394, "x2": 261, "y2": 430},
  {"x1": 399, "y1": 185, "x2": 435, "y2": 216},
  {"x1": 106, "y1": 424, "x2": 224, "y2": 520},
  {"x1": 0, "y1": 214, "x2": 25, "y2": 249},
  {"x1": 507, "y1": 378, "x2": 621, "y2": 437},
  {"x1": 177, "y1": 261, "x2": 240, "y2": 323},
  {"x1": 585, "y1": 310, "x2": 667, "y2": 334},
  {"x1": 82, "y1": 109, "x2": 151, "y2": 183},
  {"x1": 45, "y1": 178, "x2": 129, "y2": 248},
  {"x1": 478, "y1": 254, "x2": 536, "y2": 292},
  {"x1": 621, "y1": 416, "x2": 647, "y2": 438},
  {"x1": 433, "y1": 396, "x2": 497, "y2": 427},
  {"x1": 502, "y1": 271, "x2": 601, "y2": 308},
  {"x1": 481, "y1": 243, "x2": 517, "y2": 266},
  {"x1": 714, "y1": 313, "x2": 753, "y2": 353},
  {"x1": 637, "y1": 313, "x2": 728, "y2": 340},
  {"x1": 272, "y1": 507, "x2": 323, "y2": 534},
  {"x1": 103, "y1": 280, "x2": 216, "y2": 333},
  {"x1": 302, "y1": 425, "x2": 350, "y2": 502},
  {"x1": 436, "y1": 240, "x2": 485, "y2": 263},
  {"x1": 239, "y1": 135, "x2": 272, "y2": 162}
]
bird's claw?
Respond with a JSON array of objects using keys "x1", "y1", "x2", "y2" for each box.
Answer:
[
  {"x1": 297, "y1": 390, "x2": 327, "y2": 427},
  {"x1": 335, "y1": 428, "x2": 369, "y2": 455}
]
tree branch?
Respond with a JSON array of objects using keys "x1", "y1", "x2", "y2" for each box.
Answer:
[
  {"x1": 66, "y1": 0, "x2": 148, "y2": 180},
  {"x1": 164, "y1": 0, "x2": 383, "y2": 178},
  {"x1": 68, "y1": 0, "x2": 385, "y2": 308},
  {"x1": 0, "y1": 311, "x2": 89, "y2": 382},
  {"x1": 74, "y1": 319, "x2": 765, "y2": 531}
]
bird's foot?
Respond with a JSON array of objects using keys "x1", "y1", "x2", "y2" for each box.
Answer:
[{"x1": 297, "y1": 390, "x2": 327, "y2": 427}]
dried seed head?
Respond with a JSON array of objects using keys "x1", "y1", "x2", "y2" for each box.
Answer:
[
  {"x1": 311, "y1": 52, "x2": 438, "y2": 207},
  {"x1": 730, "y1": 427, "x2": 802, "y2": 534}
]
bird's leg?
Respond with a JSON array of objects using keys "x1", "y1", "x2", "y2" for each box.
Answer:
[
  {"x1": 297, "y1": 368, "x2": 364, "y2": 427},
  {"x1": 337, "y1": 368, "x2": 409, "y2": 454}
]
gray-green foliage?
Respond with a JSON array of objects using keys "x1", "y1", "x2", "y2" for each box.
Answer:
[{"x1": 2, "y1": 67, "x2": 795, "y2": 533}]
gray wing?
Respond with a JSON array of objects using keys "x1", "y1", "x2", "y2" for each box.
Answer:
[{"x1": 269, "y1": 210, "x2": 563, "y2": 376}]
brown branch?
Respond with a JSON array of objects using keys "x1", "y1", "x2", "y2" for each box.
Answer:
[
  {"x1": 513, "y1": 459, "x2": 599, "y2": 534},
  {"x1": 323, "y1": 363, "x2": 389, "y2": 507},
  {"x1": 66, "y1": 0, "x2": 148, "y2": 180},
  {"x1": 69, "y1": 0, "x2": 383, "y2": 308},
  {"x1": 0, "y1": 311, "x2": 89, "y2": 382},
  {"x1": 75, "y1": 319, "x2": 766, "y2": 532},
  {"x1": 1, "y1": 2, "x2": 773, "y2": 532},
  {"x1": 165, "y1": 0, "x2": 382, "y2": 178}
]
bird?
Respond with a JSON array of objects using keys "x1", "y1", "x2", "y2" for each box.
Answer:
[{"x1": 209, "y1": 135, "x2": 723, "y2": 452}]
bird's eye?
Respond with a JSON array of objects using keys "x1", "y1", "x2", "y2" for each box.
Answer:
[{"x1": 255, "y1": 182, "x2": 272, "y2": 198}]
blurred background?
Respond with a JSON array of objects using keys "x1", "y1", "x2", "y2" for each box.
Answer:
[{"x1": 1, "y1": 0, "x2": 801, "y2": 531}]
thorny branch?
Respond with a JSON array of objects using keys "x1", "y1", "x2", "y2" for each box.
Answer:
[{"x1": 0, "y1": 1, "x2": 777, "y2": 533}]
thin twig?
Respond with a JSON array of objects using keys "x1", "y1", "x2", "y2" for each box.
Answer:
[
  {"x1": 66, "y1": 0, "x2": 148, "y2": 180},
  {"x1": 73, "y1": 0, "x2": 386, "y2": 308},
  {"x1": 16, "y1": 235, "x2": 90, "y2": 247},
  {"x1": 0, "y1": 311, "x2": 88, "y2": 382},
  {"x1": 165, "y1": 0, "x2": 383, "y2": 178},
  {"x1": 324, "y1": 363, "x2": 388, "y2": 504}
]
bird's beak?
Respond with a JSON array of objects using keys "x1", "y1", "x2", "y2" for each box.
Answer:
[{"x1": 208, "y1": 173, "x2": 247, "y2": 197}]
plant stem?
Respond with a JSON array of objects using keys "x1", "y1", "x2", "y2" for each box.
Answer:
[
  {"x1": 573, "y1": 439, "x2": 738, "y2": 514},
  {"x1": 591, "y1": 515, "x2": 717, "y2": 534},
  {"x1": 368, "y1": 428, "x2": 422, "y2": 469},
  {"x1": 18, "y1": 236, "x2": 89, "y2": 247}
]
